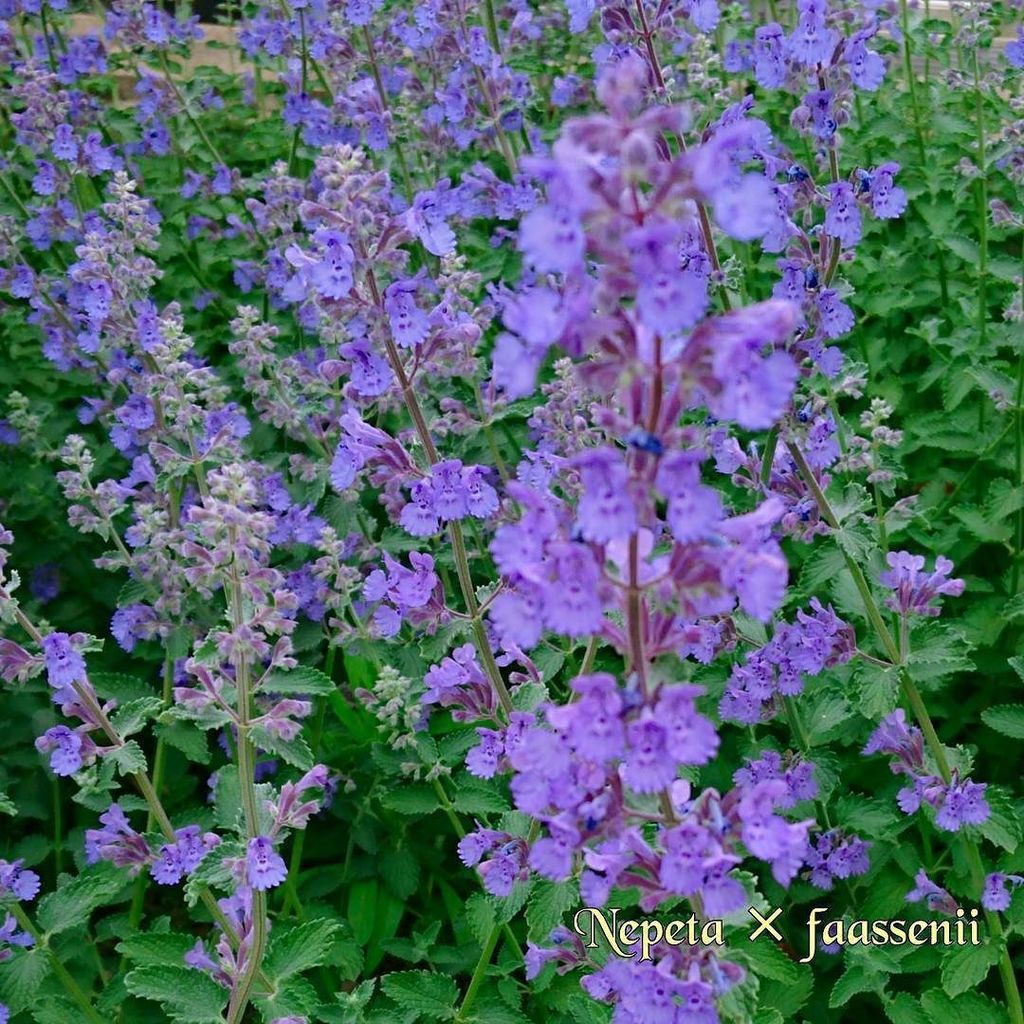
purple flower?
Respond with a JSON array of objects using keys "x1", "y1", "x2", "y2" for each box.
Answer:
[
  {"x1": 41, "y1": 632, "x2": 86, "y2": 691},
  {"x1": 35, "y1": 725, "x2": 91, "y2": 776},
  {"x1": 246, "y1": 836, "x2": 288, "y2": 890},
  {"x1": 865, "y1": 162, "x2": 907, "y2": 219},
  {"x1": 823, "y1": 182, "x2": 862, "y2": 247},
  {"x1": 982, "y1": 873, "x2": 1024, "y2": 912},
  {"x1": 1005, "y1": 26, "x2": 1024, "y2": 69},
  {"x1": 846, "y1": 32, "x2": 886, "y2": 90},
  {"x1": 804, "y1": 830, "x2": 870, "y2": 889},
  {"x1": 788, "y1": 0, "x2": 839, "y2": 66},
  {"x1": 934, "y1": 778, "x2": 989, "y2": 831},
  {"x1": 753, "y1": 23, "x2": 787, "y2": 88},
  {"x1": 572, "y1": 448, "x2": 637, "y2": 544},
  {"x1": 0, "y1": 860, "x2": 41, "y2": 902},
  {"x1": 879, "y1": 551, "x2": 964, "y2": 616},
  {"x1": 518, "y1": 204, "x2": 586, "y2": 273},
  {"x1": 385, "y1": 280, "x2": 431, "y2": 348},
  {"x1": 151, "y1": 826, "x2": 219, "y2": 885},
  {"x1": 817, "y1": 289, "x2": 854, "y2": 338},
  {"x1": 906, "y1": 869, "x2": 958, "y2": 915}
]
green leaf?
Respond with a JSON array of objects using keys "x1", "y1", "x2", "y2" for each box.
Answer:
[
  {"x1": 921, "y1": 988, "x2": 1009, "y2": 1024},
  {"x1": 829, "y1": 963, "x2": 886, "y2": 1007},
  {"x1": 940, "y1": 943, "x2": 1000, "y2": 998},
  {"x1": 0, "y1": 948, "x2": 50, "y2": 1014},
  {"x1": 89, "y1": 672, "x2": 154, "y2": 703},
  {"x1": 380, "y1": 847, "x2": 421, "y2": 901},
  {"x1": 124, "y1": 965, "x2": 228, "y2": 1022},
  {"x1": 885, "y1": 993, "x2": 931, "y2": 1024},
  {"x1": 261, "y1": 666, "x2": 335, "y2": 695},
  {"x1": 108, "y1": 739, "x2": 148, "y2": 776},
  {"x1": 942, "y1": 236, "x2": 980, "y2": 263},
  {"x1": 451, "y1": 776, "x2": 508, "y2": 815},
  {"x1": 116, "y1": 930, "x2": 196, "y2": 966},
  {"x1": 981, "y1": 704, "x2": 1024, "y2": 739},
  {"x1": 380, "y1": 785, "x2": 440, "y2": 816},
  {"x1": 37, "y1": 863, "x2": 127, "y2": 936},
  {"x1": 526, "y1": 879, "x2": 577, "y2": 940},
  {"x1": 739, "y1": 937, "x2": 801, "y2": 985},
  {"x1": 381, "y1": 971, "x2": 459, "y2": 1020},
  {"x1": 265, "y1": 918, "x2": 341, "y2": 981},
  {"x1": 111, "y1": 697, "x2": 164, "y2": 738},
  {"x1": 156, "y1": 719, "x2": 210, "y2": 764},
  {"x1": 465, "y1": 893, "x2": 496, "y2": 946},
  {"x1": 349, "y1": 880, "x2": 380, "y2": 946},
  {"x1": 250, "y1": 725, "x2": 313, "y2": 770},
  {"x1": 975, "y1": 786, "x2": 1022, "y2": 852}
]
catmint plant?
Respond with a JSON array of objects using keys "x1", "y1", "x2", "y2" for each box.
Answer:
[{"x1": 1, "y1": 0, "x2": 1024, "y2": 1022}]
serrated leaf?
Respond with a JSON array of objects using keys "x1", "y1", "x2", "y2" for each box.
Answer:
[
  {"x1": 116, "y1": 930, "x2": 196, "y2": 966},
  {"x1": 124, "y1": 965, "x2": 228, "y2": 1022},
  {"x1": 739, "y1": 936, "x2": 801, "y2": 984},
  {"x1": 89, "y1": 672, "x2": 154, "y2": 703},
  {"x1": 975, "y1": 786, "x2": 1022, "y2": 851},
  {"x1": 451, "y1": 777, "x2": 508, "y2": 815},
  {"x1": 108, "y1": 739, "x2": 148, "y2": 775},
  {"x1": 265, "y1": 918, "x2": 341, "y2": 981},
  {"x1": 465, "y1": 893, "x2": 496, "y2": 946},
  {"x1": 380, "y1": 785, "x2": 439, "y2": 815},
  {"x1": 526, "y1": 879, "x2": 577, "y2": 940},
  {"x1": 885, "y1": 993, "x2": 931, "y2": 1024},
  {"x1": 0, "y1": 948, "x2": 50, "y2": 1014},
  {"x1": 829, "y1": 963, "x2": 886, "y2": 1007},
  {"x1": 111, "y1": 697, "x2": 164, "y2": 738},
  {"x1": 37, "y1": 863, "x2": 127, "y2": 936},
  {"x1": 250, "y1": 725, "x2": 313, "y2": 770},
  {"x1": 381, "y1": 971, "x2": 458, "y2": 1020},
  {"x1": 940, "y1": 943, "x2": 1000, "y2": 998},
  {"x1": 261, "y1": 666, "x2": 335, "y2": 695},
  {"x1": 981, "y1": 704, "x2": 1024, "y2": 739},
  {"x1": 156, "y1": 719, "x2": 210, "y2": 764}
]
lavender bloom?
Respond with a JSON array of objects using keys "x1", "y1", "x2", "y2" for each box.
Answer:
[
  {"x1": 982, "y1": 873, "x2": 1024, "y2": 912},
  {"x1": 0, "y1": 860, "x2": 41, "y2": 902},
  {"x1": 246, "y1": 836, "x2": 288, "y2": 890},
  {"x1": 846, "y1": 31, "x2": 886, "y2": 90},
  {"x1": 789, "y1": 0, "x2": 839, "y2": 66},
  {"x1": 41, "y1": 632, "x2": 86, "y2": 691},
  {"x1": 804, "y1": 830, "x2": 871, "y2": 889},
  {"x1": 35, "y1": 725, "x2": 94, "y2": 776},
  {"x1": 1006, "y1": 26, "x2": 1024, "y2": 68},
  {"x1": 29, "y1": 564, "x2": 60, "y2": 602},
  {"x1": 151, "y1": 826, "x2": 220, "y2": 885},
  {"x1": 861, "y1": 163, "x2": 907, "y2": 218},
  {"x1": 823, "y1": 182, "x2": 862, "y2": 247},
  {"x1": 879, "y1": 552, "x2": 965, "y2": 616},
  {"x1": 906, "y1": 869, "x2": 959, "y2": 915},
  {"x1": 85, "y1": 804, "x2": 153, "y2": 874}
]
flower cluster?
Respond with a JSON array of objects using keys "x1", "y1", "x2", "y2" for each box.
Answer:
[{"x1": 864, "y1": 711, "x2": 990, "y2": 832}]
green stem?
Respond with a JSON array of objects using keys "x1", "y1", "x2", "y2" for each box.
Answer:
[
  {"x1": 480, "y1": 0, "x2": 501, "y2": 52},
  {"x1": 454, "y1": 922, "x2": 501, "y2": 1024},
  {"x1": 225, "y1": 561, "x2": 268, "y2": 1024},
  {"x1": 9, "y1": 904, "x2": 105, "y2": 1024}
]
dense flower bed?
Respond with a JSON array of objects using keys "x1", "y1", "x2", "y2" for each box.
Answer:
[{"x1": 0, "y1": 0, "x2": 1023, "y2": 1022}]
